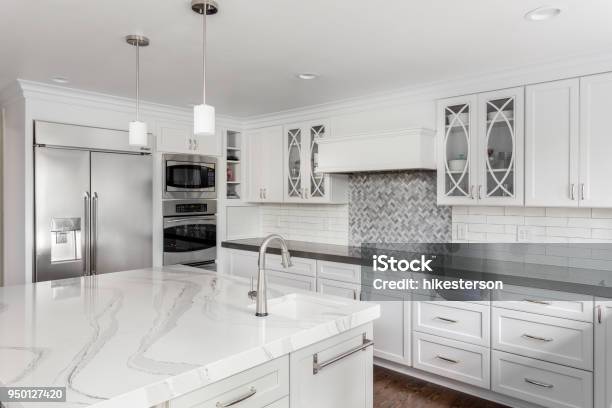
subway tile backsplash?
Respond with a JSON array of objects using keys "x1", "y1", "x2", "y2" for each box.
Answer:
[
  {"x1": 452, "y1": 206, "x2": 612, "y2": 243},
  {"x1": 260, "y1": 204, "x2": 349, "y2": 245}
]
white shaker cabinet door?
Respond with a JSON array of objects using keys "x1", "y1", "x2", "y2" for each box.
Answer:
[
  {"x1": 525, "y1": 79, "x2": 580, "y2": 207},
  {"x1": 290, "y1": 325, "x2": 374, "y2": 408},
  {"x1": 595, "y1": 299, "x2": 612, "y2": 408},
  {"x1": 246, "y1": 126, "x2": 283, "y2": 202},
  {"x1": 580, "y1": 73, "x2": 612, "y2": 208},
  {"x1": 156, "y1": 120, "x2": 192, "y2": 154}
]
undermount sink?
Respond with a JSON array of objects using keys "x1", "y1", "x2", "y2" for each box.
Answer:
[{"x1": 253, "y1": 293, "x2": 354, "y2": 320}]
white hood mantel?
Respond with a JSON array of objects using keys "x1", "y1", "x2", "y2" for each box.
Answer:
[{"x1": 316, "y1": 127, "x2": 436, "y2": 173}]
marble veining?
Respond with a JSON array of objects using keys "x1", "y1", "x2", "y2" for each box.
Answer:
[{"x1": 0, "y1": 267, "x2": 379, "y2": 408}]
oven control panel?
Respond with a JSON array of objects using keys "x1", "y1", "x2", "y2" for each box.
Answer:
[{"x1": 163, "y1": 199, "x2": 216, "y2": 217}]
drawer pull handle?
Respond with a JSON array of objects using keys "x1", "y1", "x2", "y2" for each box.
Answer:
[
  {"x1": 525, "y1": 378, "x2": 554, "y2": 389},
  {"x1": 216, "y1": 387, "x2": 257, "y2": 407},
  {"x1": 523, "y1": 299, "x2": 551, "y2": 306},
  {"x1": 522, "y1": 334, "x2": 553, "y2": 342},
  {"x1": 435, "y1": 316, "x2": 458, "y2": 324},
  {"x1": 313, "y1": 333, "x2": 374, "y2": 375},
  {"x1": 436, "y1": 355, "x2": 460, "y2": 364}
]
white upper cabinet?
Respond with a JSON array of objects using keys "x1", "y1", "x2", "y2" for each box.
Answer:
[
  {"x1": 156, "y1": 119, "x2": 222, "y2": 156},
  {"x1": 282, "y1": 122, "x2": 348, "y2": 203},
  {"x1": 525, "y1": 79, "x2": 580, "y2": 207},
  {"x1": 580, "y1": 73, "x2": 612, "y2": 208},
  {"x1": 437, "y1": 87, "x2": 524, "y2": 206},
  {"x1": 477, "y1": 87, "x2": 524, "y2": 206},
  {"x1": 437, "y1": 95, "x2": 478, "y2": 205},
  {"x1": 246, "y1": 126, "x2": 284, "y2": 202}
]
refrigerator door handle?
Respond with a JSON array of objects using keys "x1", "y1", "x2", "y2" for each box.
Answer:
[
  {"x1": 92, "y1": 192, "x2": 98, "y2": 275},
  {"x1": 83, "y1": 192, "x2": 91, "y2": 276}
]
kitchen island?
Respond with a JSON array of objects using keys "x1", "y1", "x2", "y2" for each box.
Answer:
[{"x1": 0, "y1": 267, "x2": 380, "y2": 408}]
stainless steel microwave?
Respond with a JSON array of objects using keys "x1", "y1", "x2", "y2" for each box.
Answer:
[{"x1": 163, "y1": 154, "x2": 217, "y2": 199}]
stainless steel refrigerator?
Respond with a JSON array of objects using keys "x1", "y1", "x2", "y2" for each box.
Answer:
[{"x1": 34, "y1": 121, "x2": 153, "y2": 282}]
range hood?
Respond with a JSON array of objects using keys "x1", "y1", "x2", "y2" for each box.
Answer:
[{"x1": 316, "y1": 127, "x2": 436, "y2": 173}]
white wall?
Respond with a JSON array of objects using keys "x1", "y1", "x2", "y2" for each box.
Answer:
[
  {"x1": 2, "y1": 97, "x2": 26, "y2": 285},
  {"x1": 452, "y1": 206, "x2": 612, "y2": 243}
]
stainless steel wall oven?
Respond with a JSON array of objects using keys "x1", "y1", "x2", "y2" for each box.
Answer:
[{"x1": 163, "y1": 199, "x2": 217, "y2": 267}]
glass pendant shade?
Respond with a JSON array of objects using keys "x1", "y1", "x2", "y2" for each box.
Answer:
[
  {"x1": 193, "y1": 103, "x2": 215, "y2": 136},
  {"x1": 129, "y1": 120, "x2": 148, "y2": 146}
]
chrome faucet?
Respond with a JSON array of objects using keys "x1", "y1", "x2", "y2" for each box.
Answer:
[{"x1": 252, "y1": 234, "x2": 293, "y2": 317}]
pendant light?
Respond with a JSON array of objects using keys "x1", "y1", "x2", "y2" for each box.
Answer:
[
  {"x1": 125, "y1": 34, "x2": 150, "y2": 146},
  {"x1": 191, "y1": 0, "x2": 218, "y2": 136}
]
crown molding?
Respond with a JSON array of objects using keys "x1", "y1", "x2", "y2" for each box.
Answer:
[
  {"x1": 242, "y1": 49, "x2": 612, "y2": 129},
  {"x1": 4, "y1": 80, "x2": 243, "y2": 128}
]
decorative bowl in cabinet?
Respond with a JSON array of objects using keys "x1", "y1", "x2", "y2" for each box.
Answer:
[{"x1": 448, "y1": 159, "x2": 467, "y2": 172}]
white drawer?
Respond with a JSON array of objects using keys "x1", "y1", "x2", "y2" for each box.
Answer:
[
  {"x1": 317, "y1": 278, "x2": 361, "y2": 300},
  {"x1": 492, "y1": 308, "x2": 593, "y2": 371},
  {"x1": 412, "y1": 299, "x2": 490, "y2": 346},
  {"x1": 492, "y1": 285, "x2": 594, "y2": 322},
  {"x1": 492, "y1": 351, "x2": 593, "y2": 408},
  {"x1": 268, "y1": 255, "x2": 316, "y2": 277},
  {"x1": 267, "y1": 270, "x2": 316, "y2": 292},
  {"x1": 412, "y1": 332, "x2": 490, "y2": 389},
  {"x1": 170, "y1": 356, "x2": 289, "y2": 408},
  {"x1": 317, "y1": 261, "x2": 361, "y2": 284},
  {"x1": 227, "y1": 249, "x2": 316, "y2": 278}
]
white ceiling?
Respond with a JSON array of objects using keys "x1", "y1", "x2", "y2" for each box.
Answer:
[{"x1": 1, "y1": 0, "x2": 612, "y2": 117}]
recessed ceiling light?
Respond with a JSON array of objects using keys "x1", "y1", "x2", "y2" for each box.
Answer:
[
  {"x1": 297, "y1": 73, "x2": 318, "y2": 80},
  {"x1": 51, "y1": 76, "x2": 69, "y2": 84},
  {"x1": 524, "y1": 6, "x2": 562, "y2": 21}
]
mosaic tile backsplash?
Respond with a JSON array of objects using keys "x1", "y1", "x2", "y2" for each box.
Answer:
[{"x1": 349, "y1": 171, "x2": 452, "y2": 245}]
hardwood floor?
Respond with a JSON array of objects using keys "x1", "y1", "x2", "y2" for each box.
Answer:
[{"x1": 374, "y1": 366, "x2": 509, "y2": 408}]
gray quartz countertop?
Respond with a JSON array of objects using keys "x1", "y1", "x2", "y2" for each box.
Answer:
[{"x1": 222, "y1": 239, "x2": 612, "y2": 298}]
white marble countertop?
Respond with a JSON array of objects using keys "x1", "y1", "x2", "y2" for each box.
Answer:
[{"x1": 0, "y1": 267, "x2": 380, "y2": 407}]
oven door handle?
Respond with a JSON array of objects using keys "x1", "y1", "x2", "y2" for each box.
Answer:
[{"x1": 164, "y1": 217, "x2": 216, "y2": 225}]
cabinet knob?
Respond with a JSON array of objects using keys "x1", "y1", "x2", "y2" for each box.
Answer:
[{"x1": 570, "y1": 184, "x2": 576, "y2": 200}]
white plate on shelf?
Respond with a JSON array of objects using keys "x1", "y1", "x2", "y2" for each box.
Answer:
[
  {"x1": 447, "y1": 113, "x2": 469, "y2": 126},
  {"x1": 487, "y1": 110, "x2": 513, "y2": 122}
]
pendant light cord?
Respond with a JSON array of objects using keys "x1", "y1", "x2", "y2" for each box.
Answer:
[
  {"x1": 136, "y1": 40, "x2": 140, "y2": 121},
  {"x1": 202, "y1": 6, "x2": 207, "y2": 105}
]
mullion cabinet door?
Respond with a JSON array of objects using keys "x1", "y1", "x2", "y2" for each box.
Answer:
[
  {"x1": 284, "y1": 125, "x2": 305, "y2": 201},
  {"x1": 306, "y1": 122, "x2": 330, "y2": 201},
  {"x1": 437, "y1": 95, "x2": 478, "y2": 205},
  {"x1": 477, "y1": 87, "x2": 524, "y2": 206}
]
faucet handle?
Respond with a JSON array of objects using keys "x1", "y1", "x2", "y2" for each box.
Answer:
[
  {"x1": 281, "y1": 249, "x2": 293, "y2": 268},
  {"x1": 248, "y1": 290, "x2": 257, "y2": 300}
]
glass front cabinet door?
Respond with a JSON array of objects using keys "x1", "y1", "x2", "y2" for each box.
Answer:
[
  {"x1": 437, "y1": 88, "x2": 524, "y2": 206},
  {"x1": 285, "y1": 126, "x2": 304, "y2": 200},
  {"x1": 437, "y1": 95, "x2": 477, "y2": 205},
  {"x1": 284, "y1": 121, "x2": 345, "y2": 203}
]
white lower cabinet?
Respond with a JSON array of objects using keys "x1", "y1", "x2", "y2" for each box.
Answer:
[
  {"x1": 492, "y1": 285, "x2": 594, "y2": 323},
  {"x1": 317, "y1": 278, "x2": 360, "y2": 300},
  {"x1": 267, "y1": 269, "x2": 316, "y2": 292},
  {"x1": 412, "y1": 299, "x2": 490, "y2": 347},
  {"x1": 492, "y1": 308, "x2": 593, "y2": 371},
  {"x1": 492, "y1": 350, "x2": 593, "y2": 408},
  {"x1": 412, "y1": 332, "x2": 491, "y2": 389},
  {"x1": 595, "y1": 299, "x2": 612, "y2": 408},
  {"x1": 290, "y1": 325, "x2": 374, "y2": 408},
  {"x1": 361, "y1": 286, "x2": 411, "y2": 365},
  {"x1": 170, "y1": 356, "x2": 289, "y2": 408}
]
